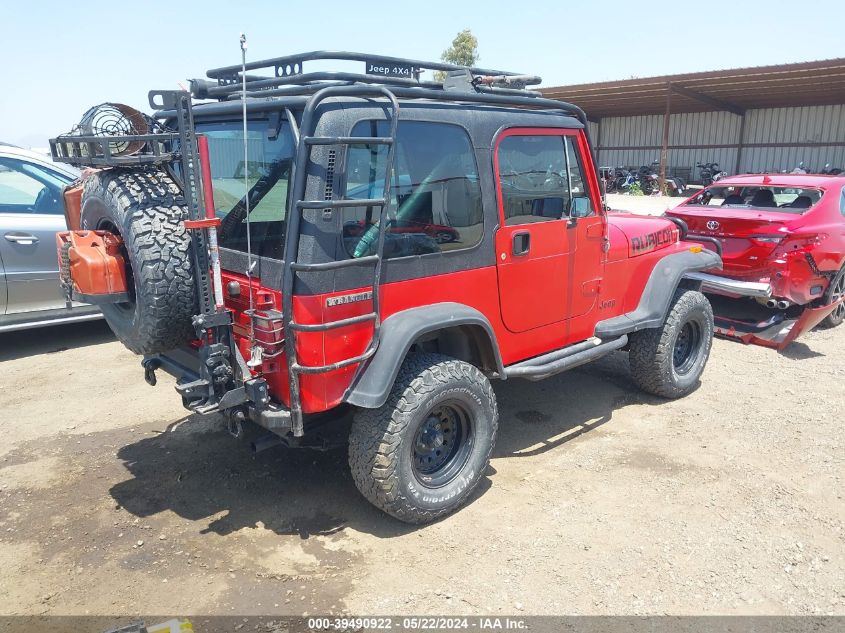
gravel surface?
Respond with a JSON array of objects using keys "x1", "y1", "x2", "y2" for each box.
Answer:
[{"x1": 0, "y1": 195, "x2": 842, "y2": 618}]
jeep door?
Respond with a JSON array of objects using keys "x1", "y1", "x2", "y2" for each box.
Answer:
[{"x1": 494, "y1": 128, "x2": 604, "y2": 333}]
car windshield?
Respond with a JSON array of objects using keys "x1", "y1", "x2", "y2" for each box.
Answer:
[{"x1": 683, "y1": 185, "x2": 823, "y2": 214}]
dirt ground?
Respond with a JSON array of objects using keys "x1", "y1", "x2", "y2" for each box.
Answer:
[{"x1": 0, "y1": 194, "x2": 843, "y2": 620}]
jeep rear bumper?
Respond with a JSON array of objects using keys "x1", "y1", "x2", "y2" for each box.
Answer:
[
  {"x1": 143, "y1": 349, "x2": 292, "y2": 434},
  {"x1": 684, "y1": 271, "x2": 772, "y2": 299}
]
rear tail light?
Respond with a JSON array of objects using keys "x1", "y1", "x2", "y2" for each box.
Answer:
[
  {"x1": 776, "y1": 233, "x2": 828, "y2": 253},
  {"x1": 250, "y1": 309, "x2": 285, "y2": 346},
  {"x1": 749, "y1": 235, "x2": 783, "y2": 246}
]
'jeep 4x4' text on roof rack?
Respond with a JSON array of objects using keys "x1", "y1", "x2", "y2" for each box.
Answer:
[{"x1": 51, "y1": 50, "x2": 721, "y2": 523}]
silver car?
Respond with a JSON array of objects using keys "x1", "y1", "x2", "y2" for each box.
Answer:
[{"x1": 0, "y1": 144, "x2": 100, "y2": 332}]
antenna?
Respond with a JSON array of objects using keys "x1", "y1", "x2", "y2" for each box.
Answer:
[{"x1": 240, "y1": 33, "x2": 261, "y2": 368}]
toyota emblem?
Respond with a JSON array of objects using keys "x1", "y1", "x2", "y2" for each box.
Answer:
[{"x1": 706, "y1": 220, "x2": 720, "y2": 231}]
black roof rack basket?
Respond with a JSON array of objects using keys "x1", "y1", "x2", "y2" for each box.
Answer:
[{"x1": 49, "y1": 51, "x2": 594, "y2": 169}]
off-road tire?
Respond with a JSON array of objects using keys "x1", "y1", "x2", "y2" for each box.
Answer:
[
  {"x1": 819, "y1": 267, "x2": 845, "y2": 329},
  {"x1": 628, "y1": 289, "x2": 714, "y2": 399},
  {"x1": 348, "y1": 353, "x2": 498, "y2": 524},
  {"x1": 80, "y1": 168, "x2": 196, "y2": 354}
]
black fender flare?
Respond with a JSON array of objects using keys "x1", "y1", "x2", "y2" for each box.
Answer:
[
  {"x1": 594, "y1": 248, "x2": 722, "y2": 339},
  {"x1": 345, "y1": 302, "x2": 504, "y2": 409}
]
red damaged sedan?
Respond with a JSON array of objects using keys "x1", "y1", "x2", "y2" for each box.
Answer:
[{"x1": 666, "y1": 174, "x2": 845, "y2": 349}]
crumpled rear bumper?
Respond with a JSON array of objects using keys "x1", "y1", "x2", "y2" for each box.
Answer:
[{"x1": 710, "y1": 296, "x2": 842, "y2": 351}]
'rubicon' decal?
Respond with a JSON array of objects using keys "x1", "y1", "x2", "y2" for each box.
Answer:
[
  {"x1": 630, "y1": 227, "x2": 675, "y2": 255},
  {"x1": 326, "y1": 291, "x2": 373, "y2": 307}
]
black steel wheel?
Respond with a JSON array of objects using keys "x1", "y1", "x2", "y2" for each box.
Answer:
[
  {"x1": 672, "y1": 320, "x2": 703, "y2": 375},
  {"x1": 629, "y1": 289, "x2": 714, "y2": 399},
  {"x1": 411, "y1": 401, "x2": 474, "y2": 488},
  {"x1": 348, "y1": 353, "x2": 498, "y2": 524}
]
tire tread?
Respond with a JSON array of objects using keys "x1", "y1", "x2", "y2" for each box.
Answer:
[
  {"x1": 348, "y1": 353, "x2": 498, "y2": 524},
  {"x1": 81, "y1": 168, "x2": 196, "y2": 354}
]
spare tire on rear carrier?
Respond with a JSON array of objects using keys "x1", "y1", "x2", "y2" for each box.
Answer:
[{"x1": 80, "y1": 167, "x2": 197, "y2": 355}]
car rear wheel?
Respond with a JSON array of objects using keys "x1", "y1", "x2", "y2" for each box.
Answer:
[
  {"x1": 348, "y1": 353, "x2": 498, "y2": 524},
  {"x1": 628, "y1": 289, "x2": 714, "y2": 399},
  {"x1": 819, "y1": 267, "x2": 845, "y2": 329}
]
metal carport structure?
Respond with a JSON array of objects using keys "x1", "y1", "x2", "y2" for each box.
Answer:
[{"x1": 541, "y1": 58, "x2": 845, "y2": 189}]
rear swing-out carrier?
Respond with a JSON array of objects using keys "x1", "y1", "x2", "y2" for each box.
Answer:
[{"x1": 50, "y1": 50, "x2": 598, "y2": 440}]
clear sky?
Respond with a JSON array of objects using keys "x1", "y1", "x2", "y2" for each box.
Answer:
[{"x1": 2, "y1": 0, "x2": 842, "y2": 148}]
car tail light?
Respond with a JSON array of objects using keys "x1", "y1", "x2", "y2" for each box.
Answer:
[
  {"x1": 250, "y1": 309, "x2": 285, "y2": 346},
  {"x1": 776, "y1": 233, "x2": 828, "y2": 253},
  {"x1": 749, "y1": 235, "x2": 784, "y2": 246}
]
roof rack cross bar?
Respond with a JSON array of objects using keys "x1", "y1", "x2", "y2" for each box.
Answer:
[{"x1": 206, "y1": 50, "x2": 524, "y2": 81}]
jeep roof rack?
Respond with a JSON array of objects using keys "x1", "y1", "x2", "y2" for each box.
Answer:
[
  {"x1": 50, "y1": 51, "x2": 596, "y2": 171},
  {"x1": 194, "y1": 50, "x2": 543, "y2": 100},
  {"x1": 184, "y1": 50, "x2": 592, "y2": 131}
]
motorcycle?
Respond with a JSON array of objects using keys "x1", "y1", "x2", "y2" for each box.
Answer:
[
  {"x1": 638, "y1": 163, "x2": 658, "y2": 195},
  {"x1": 790, "y1": 161, "x2": 808, "y2": 174},
  {"x1": 599, "y1": 167, "x2": 618, "y2": 193},
  {"x1": 618, "y1": 167, "x2": 639, "y2": 193},
  {"x1": 820, "y1": 163, "x2": 843, "y2": 175},
  {"x1": 640, "y1": 160, "x2": 687, "y2": 196},
  {"x1": 697, "y1": 161, "x2": 727, "y2": 187},
  {"x1": 608, "y1": 167, "x2": 633, "y2": 193}
]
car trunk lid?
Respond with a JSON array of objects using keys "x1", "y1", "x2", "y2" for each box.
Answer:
[{"x1": 667, "y1": 206, "x2": 793, "y2": 276}]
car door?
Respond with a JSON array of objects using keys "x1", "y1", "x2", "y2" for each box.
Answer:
[
  {"x1": 0, "y1": 240, "x2": 6, "y2": 315},
  {"x1": 0, "y1": 157, "x2": 71, "y2": 315},
  {"x1": 494, "y1": 128, "x2": 604, "y2": 333}
]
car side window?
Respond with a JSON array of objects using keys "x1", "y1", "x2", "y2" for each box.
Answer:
[
  {"x1": 343, "y1": 121, "x2": 483, "y2": 260},
  {"x1": 564, "y1": 136, "x2": 594, "y2": 218},
  {"x1": 498, "y1": 134, "x2": 593, "y2": 227},
  {"x1": 0, "y1": 158, "x2": 68, "y2": 215}
]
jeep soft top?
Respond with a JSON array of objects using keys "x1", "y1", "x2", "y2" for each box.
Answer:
[{"x1": 51, "y1": 48, "x2": 721, "y2": 523}]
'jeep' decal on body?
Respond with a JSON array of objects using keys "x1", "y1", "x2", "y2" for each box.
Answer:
[{"x1": 630, "y1": 227, "x2": 675, "y2": 255}]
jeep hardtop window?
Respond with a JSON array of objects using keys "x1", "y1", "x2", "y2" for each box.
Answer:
[
  {"x1": 684, "y1": 185, "x2": 823, "y2": 214},
  {"x1": 342, "y1": 121, "x2": 483, "y2": 260},
  {"x1": 196, "y1": 119, "x2": 295, "y2": 259},
  {"x1": 499, "y1": 134, "x2": 592, "y2": 226}
]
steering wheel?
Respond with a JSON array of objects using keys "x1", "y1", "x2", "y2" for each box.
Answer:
[
  {"x1": 33, "y1": 187, "x2": 56, "y2": 213},
  {"x1": 511, "y1": 169, "x2": 563, "y2": 191}
]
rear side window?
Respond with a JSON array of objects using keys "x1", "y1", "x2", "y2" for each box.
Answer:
[
  {"x1": 684, "y1": 185, "x2": 822, "y2": 214},
  {"x1": 196, "y1": 119, "x2": 295, "y2": 260},
  {"x1": 343, "y1": 121, "x2": 483, "y2": 260},
  {"x1": 497, "y1": 134, "x2": 592, "y2": 226}
]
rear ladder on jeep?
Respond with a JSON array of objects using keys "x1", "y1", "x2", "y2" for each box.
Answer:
[{"x1": 281, "y1": 85, "x2": 400, "y2": 435}]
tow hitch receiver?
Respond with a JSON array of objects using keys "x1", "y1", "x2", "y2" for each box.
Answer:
[
  {"x1": 710, "y1": 294, "x2": 842, "y2": 350},
  {"x1": 57, "y1": 230, "x2": 129, "y2": 305}
]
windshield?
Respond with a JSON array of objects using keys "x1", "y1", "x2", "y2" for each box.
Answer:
[
  {"x1": 683, "y1": 185, "x2": 822, "y2": 214},
  {"x1": 195, "y1": 118, "x2": 295, "y2": 259}
]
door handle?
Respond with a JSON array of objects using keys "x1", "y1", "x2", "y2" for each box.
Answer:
[
  {"x1": 4, "y1": 232, "x2": 39, "y2": 245},
  {"x1": 512, "y1": 231, "x2": 530, "y2": 256}
]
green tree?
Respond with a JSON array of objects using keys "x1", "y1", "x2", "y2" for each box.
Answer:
[{"x1": 435, "y1": 29, "x2": 479, "y2": 81}]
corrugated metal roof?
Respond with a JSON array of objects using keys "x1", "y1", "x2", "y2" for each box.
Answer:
[{"x1": 541, "y1": 58, "x2": 845, "y2": 118}]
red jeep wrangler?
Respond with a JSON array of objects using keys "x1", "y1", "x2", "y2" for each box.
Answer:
[{"x1": 52, "y1": 51, "x2": 721, "y2": 523}]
